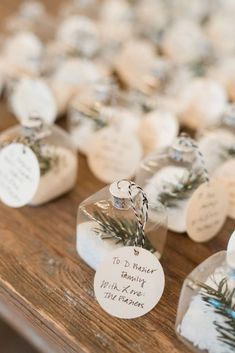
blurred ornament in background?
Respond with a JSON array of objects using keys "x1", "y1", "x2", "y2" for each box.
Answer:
[
  {"x1": 9, "y1": 78, "x2": 57, "y2": 124},
  {"x1": 138, "y1": 109, "x2": 179, "y2": 155},
  {"x1": 57, "y1": 15, "x2": 101, "y2": 58},
  {"x1": 179, "y1": 78, "x2": 227, "y2": 129},
  {"x1": 0, "y1": 0, "x2": 235, "y2": 183},
  {"x1": 2, "y1": 31, "x2": 43, "y2": 80},
  {"x1": 161, "y1": 20, "x2": 209, "y2": 65}
]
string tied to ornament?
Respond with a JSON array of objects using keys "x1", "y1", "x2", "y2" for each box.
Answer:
[
  {"x1": 117, "y1": 180, "x2": 149, "y2": 252},
  {"x1": 0, "y1": 115, "x2": 48, "y2": 150},
  {"x1": 178, "y1": 132, "x2": 210, "y2": 183},
  {"x1": 22, "y1": 113, "x2": 51, "y2": 141}
]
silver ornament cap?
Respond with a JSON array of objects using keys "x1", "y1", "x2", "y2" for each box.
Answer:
[{"x1": 109, "y1": 180, "x2": 138, "y2": 210}]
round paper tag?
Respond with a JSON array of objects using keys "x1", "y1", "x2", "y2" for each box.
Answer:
[
  {"x1": 87, "y1": 127, "x2": 143, "y2": 183},
  {"x1": 214, "y1": 159, "x2": 235, "y2": 219},
  {"x1": 94, "y1": 246, "x2": 165, "y2": 319},
  {"x1": 0, "y1": 143, "x2": 40, "y2": 208},
  {"x1": 186, "y1": 180, "x2": 228, "y2": 242},
  {"x1": 227, "y1": 230, "x2": 235, "y2": 269},
  {"x1": 10, "y1": 78, "x2": 57, "y2": 125}
]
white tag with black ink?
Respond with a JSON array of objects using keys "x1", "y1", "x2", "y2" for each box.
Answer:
[
  {"x1": 0, "y1": 143, "x2": 40, "y2": 207},
  {"x1": 186, "y1": 180, "x2": 228, "y2": 242},
  {"x1": 227, "y1": 230, "x2": 235, "y2": 269},
  {"x1": 94, "y1": 246, "x2": 165, "y2": 319},
  {"x1": 214, "y1": 159, "x2": 235, "y2": 219},
  {"x1": 87, "y1": 127, "x2": 142, "y2": 183}
]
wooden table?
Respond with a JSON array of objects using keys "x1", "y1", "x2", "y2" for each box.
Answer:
[{"x1": 0, "y1": 2, "x2": 235, "y2": 352}]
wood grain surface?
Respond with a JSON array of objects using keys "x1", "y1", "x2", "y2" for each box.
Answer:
[{"x1": 0, "y1": 2, "x2": 235, "y2": 353}]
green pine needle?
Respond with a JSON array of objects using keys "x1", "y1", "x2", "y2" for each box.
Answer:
[
  {"x1": 190, "y1": 61, "x2": 207, "y2": 77},
  {"x1": 74, "y1": 105, "x2": 108, "y2": 130},
  {"x1": 92, "y1": 210, "x2": 155, "y2": 252},
  {"x1": 157, "y1": 169, "x2": 206, "y2": 208},
  {"x1": 220, "y1": 145, "x2": 235, "y2": 161},
  {"x1": 228, "y1": 146, "x2": 235, "y2": 157},
  {"x1": 21, "y1": 136, "x2": 60, "y2": 176},
  {"x1": 196, "y1": 277, "x2": 235, "y2": 349}
]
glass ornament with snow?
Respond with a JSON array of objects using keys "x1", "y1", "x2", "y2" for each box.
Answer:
[
  {"x1": 76, "y1": 180, "x2": 167, "y2": 270},
  {"x1": 0, "y1": 118, "x2": 78, "y2": 206},
  {"x1": 57, "y1": 15, "x2": 101, "y2": 58},
  {"x1": 49, "y1": 58, "x2": 108, "y2": 116},
  {"x1": 99, "y1": 0, "x2": 134, "y2": 48},
  {"x1": 67, "y1": 84, "x2": 140, "y2": 155},
  {"x1": 134, "y1": 0, "x2": 168, "y2": 44},
  {"x1": 176, "y1": 230, "x2": 235, "y2": 353},
  {"x1": 1, "y1": 31, "x2": 44, "y2": 80},
  {"x1": 198, "y1": 104, "x2": 235, "y2": 175},
  {"x1": 161, "y1": 19, "x2": 209, "y2": 65},
  {"x1": 114, "y1": 40, "x2": 168, "y2": 94},
  {"x1": 135, "y1": 136, "x2": 208, "y2": 234},
  {"x1": 179, "y1": 78, "x2": 227, "y2": 130}
]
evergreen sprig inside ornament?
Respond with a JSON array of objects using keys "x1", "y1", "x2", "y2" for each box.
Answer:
[
  {"x1": 220, "y1": 145, "x2": 235, "y2": 161},
  {"x1": 92, "y1": 210, "x2": 155, "y2": 252},
  {"x1": 72, "y1": 103, "x2": 108, "y2": 130},
  {"x1": 21, "y1": 136, "x2": 59, "y2": 176},
  {"x1": 195, "y1": 277, "x2": 235, "y2": 349},
  {"x1": 157, "y1": 169, "x2": 206, "y2": 208}
]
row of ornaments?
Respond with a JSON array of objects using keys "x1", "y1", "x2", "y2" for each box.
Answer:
[
  {"x1": 0, "y1": 118, "x2": 234, "y2": 353},
  {"x1": 0, "y1": 117, "x2": 231, "y2": 236},
  {"x1": 0, "y1": 117, "x2": 230, "y2": 262}
]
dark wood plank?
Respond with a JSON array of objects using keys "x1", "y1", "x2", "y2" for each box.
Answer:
[
  {"x1": 0, "y1": 318, "x2": 38, "y2": 353},
  {"x1": 0, "y1": 1, "x2": 234, "y2": 353}
]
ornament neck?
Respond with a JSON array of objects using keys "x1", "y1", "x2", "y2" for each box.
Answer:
[{"x1": 169, "y1": 141, "x2": 196, "y2": 164}]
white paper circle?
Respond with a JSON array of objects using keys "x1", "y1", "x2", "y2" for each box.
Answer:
[
  {"x1": 114, "y1": 40, "x2": 157, "y2": 92},
  {"x1": 0, "y1": 143, "x2": 40, "y2": 208},
  {"x1": 87, "y1": 127, "x2": 142, "y2": 183},
  {"x1": 227, "y1": 230, "x2": 235, "y2": 269},
  {"x1": 94, "y1": 246, "x2": 165, "y2": 319},
  {"x1": 186, "y1": 180, "x2": 228, "y2": 242},
  {"x1": 10, "y1": 78, "x2": 57, "y2": 124},
  {"x1": 214, "y1": 159, "x2": 235, "y2": 219}
]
